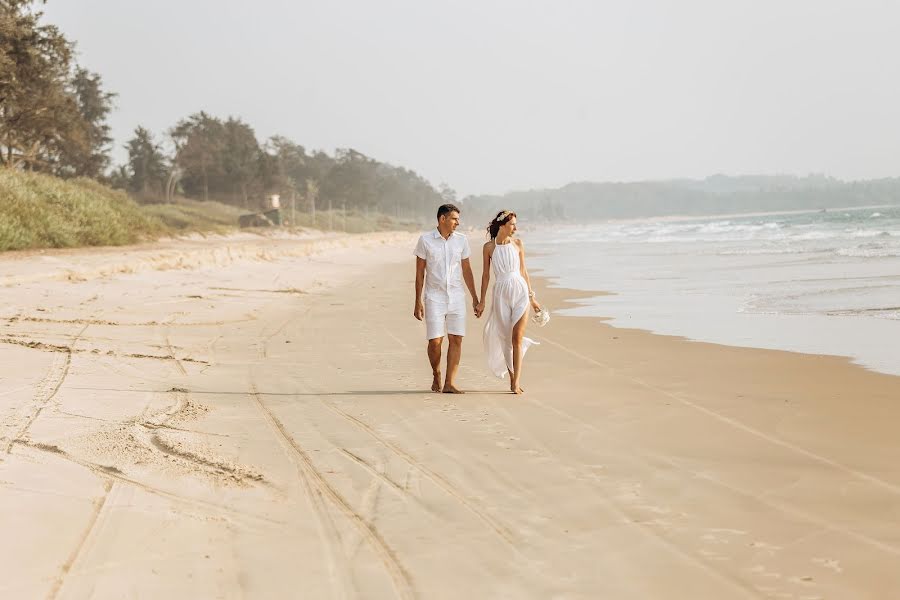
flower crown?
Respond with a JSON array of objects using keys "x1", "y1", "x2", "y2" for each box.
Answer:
[{"x1": 494, "y1": 210, "x2": 512, "y2": 223}]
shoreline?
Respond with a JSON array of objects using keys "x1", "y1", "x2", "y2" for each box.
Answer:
[
  {"x1": 533, "y1": 273, "x2": 900, "y2": 379},
  {"x1": 524, "y1": 204, "x2": 900, "y2": 378},
  {"x1": 2, "y1": 233, "x2": 898, "y2": 598}
]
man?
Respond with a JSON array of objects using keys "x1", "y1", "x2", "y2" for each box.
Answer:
[{"x1": 414, "y1": 204, "x2": 480, "y2": 393}]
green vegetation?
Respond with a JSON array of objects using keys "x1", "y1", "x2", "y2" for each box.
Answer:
[
  {"x1": 140, "y1": 199, "x2": 245, "y2": 234},
  {"x1": 0, "y1": 170, "x2": 162, "y2": 251},
  {"x1": 286, "y1": 209, "x2": 422, "y2": 234},
  {"x1": 0, "y1": 170, "x2": 420, "y2": 252}
]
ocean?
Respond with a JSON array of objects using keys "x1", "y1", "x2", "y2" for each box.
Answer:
[{"x1": 527, "y1": 204, "x2": 900, "y2": 376}]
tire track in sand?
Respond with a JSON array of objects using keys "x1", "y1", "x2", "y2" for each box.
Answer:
[
  {"x1": 533, "y1": 333, "x2": 900, "y2": 497},
  {"x1": 47, "y1": 480, "x2": 114, "y2": 600},
  {"x1": 21, "y1": 441, "x2": 283, "y2": 528},
  {"x1": 3, "y1": 324, "x2": 88, "y2": 454},
  {"x1": 318, "y1": 398, "x2": 519, "y2": 548},
  {"x1": 250, "y1": 383, "x2": 414, "y2": 600},
  {"x1": 531, "y1": 332, "x2": 900, "y2": 557},
  {"x1": 164, "y1": 329, "x2": 187, "y2": 376}
]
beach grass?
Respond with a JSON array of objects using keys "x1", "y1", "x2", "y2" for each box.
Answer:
[
  {"x1": 140, "y1": 198, "x2": 246, "y2": 233},
  {"x1": 286, "y1": 209, "x2": 422, "y2": 233},
  {"x1": 0, "y1": 170, "x2": 423, "y2": 252},
  {"x1": 0, "y1": 170, "x2": 164, "y2": 251}
]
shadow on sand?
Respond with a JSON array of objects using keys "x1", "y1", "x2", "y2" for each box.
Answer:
[{"x1": 69, "y1": 386, "x2": 501, "y2": 396}]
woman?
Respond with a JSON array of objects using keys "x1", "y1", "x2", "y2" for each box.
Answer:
[{"x1": 476, "y1": 210, "x2": 541, "y2": 394}]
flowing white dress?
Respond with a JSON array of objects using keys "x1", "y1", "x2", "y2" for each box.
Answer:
[{"x1": 483, "y1": 241, "x2": 539, "y2": 377}]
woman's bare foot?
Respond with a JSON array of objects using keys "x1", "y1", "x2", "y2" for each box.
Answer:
[
  {"x1": 432, "y1": 373, "x2": 442, "y2": 393},
  {"x1": 442, "y1": 384, "x2": 465, "y2": 394},
  {"x1": 507, "y1": 370, "x2": 523, "y2": 393}
]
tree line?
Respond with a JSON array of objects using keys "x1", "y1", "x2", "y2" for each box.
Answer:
[
  {"x1": 2, "y1": 0, "x2": 452, "y2": 220},
  {"x1": 465, "y1": 174, "x2": 900, "y2": 224},
  {"x1": 113, "y1": 113, "x2": 454, "y2": 218}
]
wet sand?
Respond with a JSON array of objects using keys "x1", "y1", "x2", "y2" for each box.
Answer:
[{"x1": 1, "y1": 231, "x2": 899, "y2": 599}]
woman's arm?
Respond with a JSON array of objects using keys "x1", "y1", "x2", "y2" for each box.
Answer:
[
  {"x1": 477, "y1": 242, "x2": 492, "y2": 315},
  {"x1": 517, "y1": 239, "x2": 541, "y2": 311}
]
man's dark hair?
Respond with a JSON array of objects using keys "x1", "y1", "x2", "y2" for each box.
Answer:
[{"x1": 437, "y1": 204, "x2": 460, "y2": 220}]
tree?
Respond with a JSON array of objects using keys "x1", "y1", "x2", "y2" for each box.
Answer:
[
  {"x1": 170, "y1": 112, "x2": 225, "y2": 201},
  {"x1": 59, "y1": 68, "x2": 115, "y2": 177},
  {"x1": 266, "y1": 135, "x2": 309, "y2": 197},
  {"x1": 107, "y1": 164, "x2": 129, "y2": 190},
  {"x1": 305, "y1": 178, "x2": 319, "y2": 225},
  {"x1": 322, "y1": 148, "x2": 377, "y2": 213},
  {"x1": 125, "y1": 126, "x2": 167, "y2": 199},
  {"x1": 0, "y1": 2, "x2": 114, "y2": 176},
  {"x1": 254, "y1": 147, "x2": 285, "y2": 206},
  {"x1": 0, "y1": 0, "x2": 76, "y2": 170},
  {"x1": 221, "y1": 117, "x2": 260, "y2": 206}
]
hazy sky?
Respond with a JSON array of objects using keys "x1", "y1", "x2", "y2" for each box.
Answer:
[{"x1": 44, "y1": 0, "x2": 900, "y2": 196}]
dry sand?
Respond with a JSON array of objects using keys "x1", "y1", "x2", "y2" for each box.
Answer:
[{"x1": 1, "y1": 231, "x2": 899, "y2": 599}]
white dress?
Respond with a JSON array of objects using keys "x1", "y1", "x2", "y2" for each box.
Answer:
[{"x1": 483, "y1": 241, "x2": 539, "y2": 377}]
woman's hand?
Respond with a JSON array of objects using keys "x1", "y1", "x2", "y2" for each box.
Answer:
[
  {"x1": 475, "y1": 301, "x2": 485, "y2": 318},
  {"x1": 531, "y1": 299, "x2": 542, "y2": 313}
]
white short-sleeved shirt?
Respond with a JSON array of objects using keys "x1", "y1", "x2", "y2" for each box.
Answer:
[{"x1": 414, "y1": 229, "x2": 471, "y2": 312}]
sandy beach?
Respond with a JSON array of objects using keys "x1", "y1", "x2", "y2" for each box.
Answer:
[{"x1": 2, "y1": 231, "x2": 899, "y2": 599}]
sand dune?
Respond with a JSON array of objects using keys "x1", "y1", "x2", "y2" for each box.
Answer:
[{"x1": 1, "y1": 232, "x2": 898, "y2": 599}]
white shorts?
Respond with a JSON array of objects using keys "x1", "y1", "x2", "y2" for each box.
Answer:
[{"x1": 425, "y1": 306, "x2": 466, "y2": 340}]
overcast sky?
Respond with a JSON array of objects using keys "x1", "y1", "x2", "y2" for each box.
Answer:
[{"x1": 43, "y1": 0, "x2": 900, "y2": 197}]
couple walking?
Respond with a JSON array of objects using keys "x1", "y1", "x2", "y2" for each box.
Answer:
[{"x1": 413, "y1": 204, "x2": 541, "y2": 394}]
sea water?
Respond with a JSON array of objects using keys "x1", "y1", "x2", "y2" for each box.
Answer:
[{"x1": 528, "y1": 205, "x2": 900, "y2": 376}]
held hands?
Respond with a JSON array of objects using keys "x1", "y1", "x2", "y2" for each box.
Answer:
[
  {"x1": 474, "y1": 299, "x2": 485, "y2": 318},
  {"x1": 414, "y1": 301, "x2": 424, "y2": 321}
]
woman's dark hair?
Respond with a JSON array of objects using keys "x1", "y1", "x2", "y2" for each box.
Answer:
[{"x1": 487, "y1": 210, "x2": 516, "y2": 240}]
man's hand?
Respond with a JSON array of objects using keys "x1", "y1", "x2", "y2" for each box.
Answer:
[
  {"x1": 414, "y1": 301, "x2": 424, "y2": 321},
  {"x1": 475, "y1": 300, "x2": 485, "y2": 318}
]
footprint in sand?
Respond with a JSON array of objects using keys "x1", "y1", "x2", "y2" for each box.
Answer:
[
  {"x1": 637, "y1": 504, "x2": 671, "y2": 516},
  {"x1": 811, "y1": 557, "x2": 842, "y2": 573},
  {"x1": 787, "y1": 575, "x2": 816, "y2": 586},
  {"x1": 700, "y1": 528, "x2": 746, "y2": 546},
  {"x1": 750, "y1": 540, "x2": 782, "y2": 556},
  {"x1": 615, "y1": 481, "x2": 642, "y2": 501},
  {"x1": 748, "y1": 564, "x2": 782, "y2": 579},
  {"x1": 698, "y1": 548, "x2": 729, "y2": 562}
]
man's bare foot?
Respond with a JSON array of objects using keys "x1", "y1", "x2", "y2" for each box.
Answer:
[
  {"x1": 432, "y1": 373, "x2": 442, "y2": 393},
  {"x1": 442, "y1": 384, "x2": 465, "y2": 394}
]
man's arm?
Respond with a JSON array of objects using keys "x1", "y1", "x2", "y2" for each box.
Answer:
[
  {"x1": 414, "y1": 257, "x2": 426, "y2": 320},
  {"x1": 462, "y1": 257, "x2": 479, "y2": 313}
]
